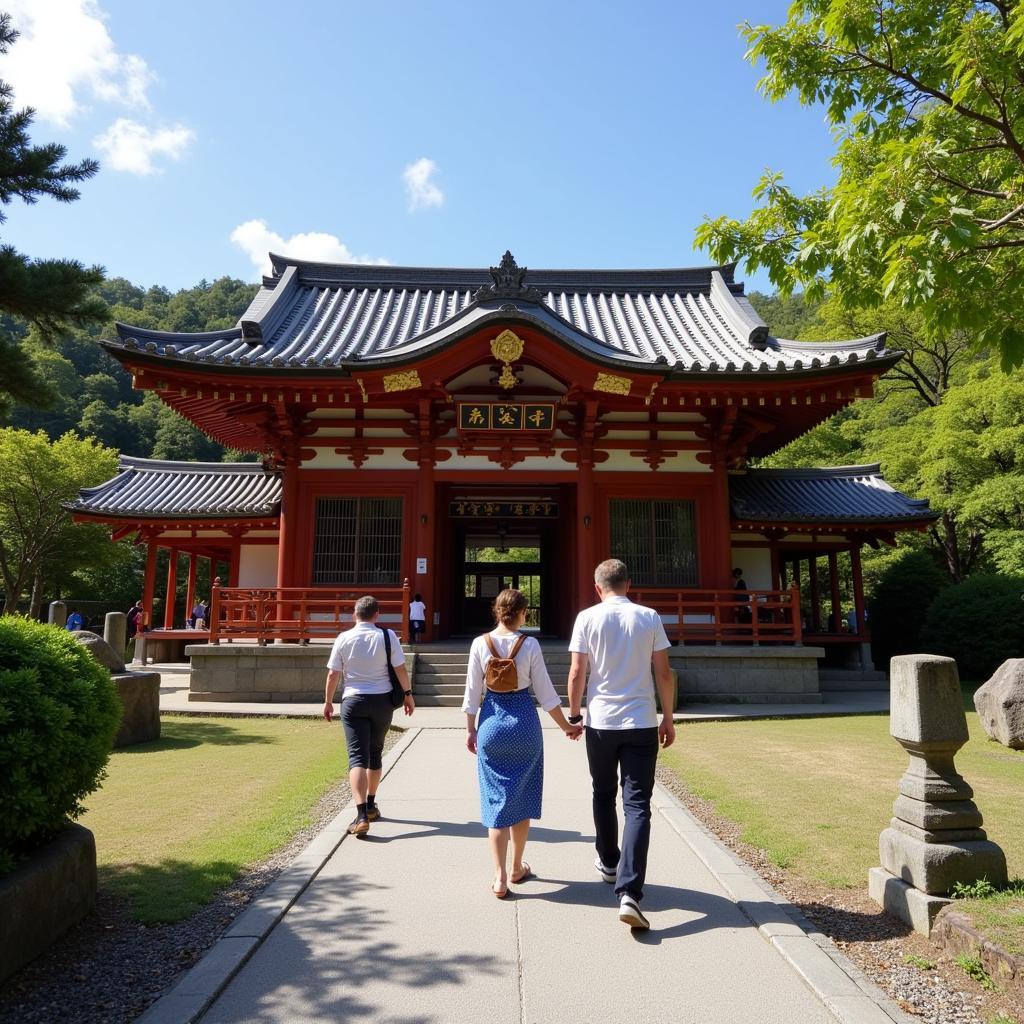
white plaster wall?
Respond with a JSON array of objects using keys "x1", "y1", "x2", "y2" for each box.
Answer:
[
  {"x1": 595, "y1": 450, "x2": 710, "y2": 473},
  {"x1": 730, "y1": 546, "x2": 772, "y2": 590},
  {"x1": 238, "y1": 544, "x2": 279, "y2": 586}
]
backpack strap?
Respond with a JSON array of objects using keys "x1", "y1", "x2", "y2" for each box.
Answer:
[
  {"x1": 509, "y1": 633, "x2": 527, "y2": 659},
  {"x1": 483, "y1": 633, "x2": 500, "y2": 659}
]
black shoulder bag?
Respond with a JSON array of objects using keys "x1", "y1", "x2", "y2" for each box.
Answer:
[{"x1": 378, "y1": 625, "x2": 406, "y2": 708}]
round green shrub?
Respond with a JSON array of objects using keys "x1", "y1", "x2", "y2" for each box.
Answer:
[
  {"x1": 0, "y1": 616, "x2": 121, "y2": 866},
  {"x1": 868, "y1": 550, "x2": 949, "y2": 668},
  {"x1": 920, "y1": 574, "x2": 1024, "y2": 681}
]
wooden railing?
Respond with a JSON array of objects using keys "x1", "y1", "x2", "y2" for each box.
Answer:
[
  {"x1": 630, "y1": 587, "x2": 803, "y2": 646},
  {"x1": 208, "y1": 581, "x2": 411, "y2": 645}
]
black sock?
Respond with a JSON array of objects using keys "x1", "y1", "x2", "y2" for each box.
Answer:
[
  {"x1": 356, "y1": 802, "x2": 368, "y2": 818},
  {"x1": 366, "y1": 794, "x2": 376, "y2": 810}
]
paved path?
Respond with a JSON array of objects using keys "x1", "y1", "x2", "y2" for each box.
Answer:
[{"x1": 196, "y1": 729, "x2": 845, "y2": 1024}]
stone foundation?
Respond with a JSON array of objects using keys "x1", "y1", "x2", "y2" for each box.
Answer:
[
  {"x1": 112, "y1": 670, "x2": 161, "y2": 746},
  {"x1": 669, "y1": 646, "x2": 823, "y2": 703},
  {"x1": 186, "y1": 644, "x2": 417, "y2": 702}
]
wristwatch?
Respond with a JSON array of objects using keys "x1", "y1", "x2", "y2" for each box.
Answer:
[
  {"x1": 568, "y1": 714, "x2": 584, "y2": 725},
  {"x1": 403, "y1": 690, "x2": 413, "y2": 697}
]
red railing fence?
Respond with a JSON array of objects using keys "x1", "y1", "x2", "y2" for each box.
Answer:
[{"x1": 209, "y1": 580, "x2": 411, "y2": 645}]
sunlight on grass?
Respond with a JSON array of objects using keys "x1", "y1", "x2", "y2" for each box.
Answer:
[
  {"x1": 661, "y1": 711, "x2": 1024, "y2": 890},
  {"x1": 81, "y1": 715, "x2": 347, "y2": 923}
]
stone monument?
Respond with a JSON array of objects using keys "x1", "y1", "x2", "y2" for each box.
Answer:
[
  {"x1": 869, "y1": 654, "x2": 1007, "y2": 935},
  {"x1": 974, "y1": 659, "x2": 1024, "y2": 749}
]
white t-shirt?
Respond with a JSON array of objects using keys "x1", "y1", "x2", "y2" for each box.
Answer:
[
  {"x1": 409, "y1": 601, "x2": 426, "y2": 621},
  {"x1": 326, "y1": 622, "x2": 405, "y2": 697},
  {"x1": 568, "y1": 595, "x2": 671, "y2": 730},
  {"x1": 462, "y1": 632, "x2": 561, "y2": 716}
]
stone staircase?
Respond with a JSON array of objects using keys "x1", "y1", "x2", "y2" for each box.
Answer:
[{"x1": 410, "y1": 642, "x2": 573, "y2": 707}]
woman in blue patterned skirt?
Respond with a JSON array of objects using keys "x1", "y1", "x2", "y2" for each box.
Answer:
[{"x1": 463, "y1": 589, "x2": 582, "y2": 898}]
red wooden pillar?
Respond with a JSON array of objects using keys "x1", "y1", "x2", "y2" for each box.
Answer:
[
  {"x1": 163, "y1": 549, "x2": 178, "y2": 628},
  {"x1": 711, "y1": 452, "x2": 733, "y2": 588},
  {"x1": 850, "y1": 544, "x2": 867, "y2": 636},
  {"x1": 808, "y1": 554, "x2": 821, "y2": 632},
  {"x1": 415, "y1": 451, "x2": 436, "y2": 640},
  {"x1": 576, "y1": 460, "x2": 596, "y2": 611},
  {"x1": 184, "y1": 553, "x2": 197, "y2": 624},
  {"x1": 142, "y1": 540, "x2": 158, "y2": 631},
  {"x1": 276, "y1": 461, "x2": 300, "y2": 589},
  {"x1": 828, "y1": 550, "x2": 842, "y2": 632}
]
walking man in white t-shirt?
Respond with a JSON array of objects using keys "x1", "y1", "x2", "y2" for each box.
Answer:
[{"x1": 567, "y1": 559, "x2": 676, "y2": 930}]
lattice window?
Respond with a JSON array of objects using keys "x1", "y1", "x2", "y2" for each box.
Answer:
[
  {"x1": 312, "y1": 497, "x2": 403, "y2": 585},
  {"x1": 609, "y1": 499, "x2": 698, "y2": 586}
]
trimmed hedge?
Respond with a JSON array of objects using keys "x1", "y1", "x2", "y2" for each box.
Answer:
[
  {"x1": 0, "y1": 616, "x2": 121, "y2": 871},
  {"x1": 868, "y1": 550, "x2": 949, "y2": 669},
  {"x1": 920, "y1": 574, "x2": 1024, "y2": 681}
]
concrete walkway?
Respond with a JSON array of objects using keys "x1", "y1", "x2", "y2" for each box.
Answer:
[
  {"x1": 155, "y1": 664, "x2": 890, "y2": 722},
  {"x1": 144, "y1": 726, "x2": 910, "y2": 1024}
]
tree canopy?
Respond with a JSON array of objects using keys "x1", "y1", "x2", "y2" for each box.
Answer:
[
  {"x1": 696, "y1": 1, "x2": 1024, "y2": 369},
  {"x1": 0, "y1": 14, "x2": 106, "y2": 413}
]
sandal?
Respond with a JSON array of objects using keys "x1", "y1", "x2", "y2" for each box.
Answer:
[
  {"x1": 510, "y1": 863, "x2": 534, "y2": 884},
  {"x1": 492, "y1": 879, "x2": 509, "y2": 899}
]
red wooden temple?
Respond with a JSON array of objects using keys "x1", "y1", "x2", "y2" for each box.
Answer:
[{"x1": 71, "y1": 252, "x2": 935, "y2": 698}]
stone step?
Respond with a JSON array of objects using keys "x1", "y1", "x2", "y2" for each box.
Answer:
[
  {"x1": 819, "y1": 668, "x2": 886, "y2": 681},
  {"x1": 415, "y1": 681, "x2": 572, "y2": 696},
  {"x1": 820, "y1": 677, "x2": 889, "y2": 692}
]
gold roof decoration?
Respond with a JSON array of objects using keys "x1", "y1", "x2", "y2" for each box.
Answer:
[{"x1": 491, "y1": 329, "x2": 524, "y2": 391}]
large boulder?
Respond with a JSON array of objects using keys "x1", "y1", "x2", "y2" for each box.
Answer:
[
  {"x1": 974, "y1": 659, "x2": 1024, "y2": 749},
  {"x1": 71, "y1": 630, "x2": 125, "y2": 674}
]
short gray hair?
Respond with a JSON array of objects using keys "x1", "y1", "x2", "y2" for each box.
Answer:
[
  {"x1": 354, "y1": 596, "x2": 379, "y2": 621},
  {"x1": 594, "y1": 559, "x2": 629, "y2": 592}
]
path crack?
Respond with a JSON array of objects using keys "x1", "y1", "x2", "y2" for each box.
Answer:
[{"x1": 514, "y1": 899, "x2": 526, "y2": 1024}]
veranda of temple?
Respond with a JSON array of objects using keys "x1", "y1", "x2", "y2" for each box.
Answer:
[{"x1": 71, "y1": 252, "x2": 935, "y2": 704}]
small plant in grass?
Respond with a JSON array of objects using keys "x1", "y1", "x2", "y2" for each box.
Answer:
[
  {"x1": 952, "y1": 877, "x2": 999, "y2": 900},
  {"x1": 988, "y1": 1015, "x2": 1019, "y2": 1024},
  {"x1": 954, "y1": 953, "x2": 995, "y2": 990},
  {"x1": 903, "y1": 953, "x2": 935, "y2": 971},
  {"x1": 0, "y1": 616, "x2": 121, "y2": 872}
]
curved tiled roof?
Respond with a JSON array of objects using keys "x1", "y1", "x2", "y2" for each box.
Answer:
[
  {"x1": 69, "y1": 456, "x2": 281, "y2": 519},
  {"x1": 730, "y1": 465, "x2": 936, "y2": 525},
  {"x1": 107, "y1": 253, "x2": 893, "y2": 378}
]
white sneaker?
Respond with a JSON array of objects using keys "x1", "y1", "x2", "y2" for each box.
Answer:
[
  {"x1": 594, "y1": 857, "x2": 616, "y2": 884},
  {"x1": 618, "y1": 895, "x2": 649, "y2": 930}
]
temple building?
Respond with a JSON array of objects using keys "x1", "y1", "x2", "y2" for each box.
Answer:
[{"x1": 71, "y1": 252, "x2": 935, "y2": 702}]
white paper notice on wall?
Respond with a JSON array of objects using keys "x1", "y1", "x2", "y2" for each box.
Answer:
[{"x1": 416, "y1": 557, "x2": 427, "y2": 574}]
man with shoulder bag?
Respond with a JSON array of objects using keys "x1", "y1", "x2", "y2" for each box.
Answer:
[{"x1": 324, "y1": 596, "x2": 414, "y2": 835}]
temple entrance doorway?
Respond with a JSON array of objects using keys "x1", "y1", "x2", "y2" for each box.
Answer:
[{"x1": 439, "y1": 486, "x2": 572, "y2": 638}]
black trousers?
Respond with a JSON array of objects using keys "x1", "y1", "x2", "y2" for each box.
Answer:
[{"x1": 585, "y1": 726, "x2": 659, "y2": 902}]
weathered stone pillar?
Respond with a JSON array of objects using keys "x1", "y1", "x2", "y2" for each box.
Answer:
[
  {"x1": 869, "y1": 654, "x2": 1007, "y2": 935},
  {"x1": 104, "y1": 612, "x2": 127, "y2": 655},
  {"x1": 47, "y1": 600, "x2": 67, "y2": 628}
]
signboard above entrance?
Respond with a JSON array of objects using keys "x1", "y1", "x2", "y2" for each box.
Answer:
[
  {"x1": 450, "y1": 500, "x2": 558, "y2": 518},
  {"x1": 457, "y1": 402, "x2": 555, "y2": 432}
]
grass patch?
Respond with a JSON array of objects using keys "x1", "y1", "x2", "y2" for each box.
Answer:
[
  {"x1": 951, "y1": 880, "x2": 1024, "y2": 958},
  {"x1": 903, "y1": 953, "x2": 936, "y2": 971},
  {"x1": 81, "y1": 715, "x2": 346, "y2": 923},
  {"x1": 955, "y1": 953, "x2": 995, "y2": 989},
  {"x1": 660, "y1": 710, "x2": 1024, "y2": 891}
]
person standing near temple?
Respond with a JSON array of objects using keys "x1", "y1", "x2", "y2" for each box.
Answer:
[
  {"x1": 127, "y1": 600, "x2": 145, "y2": 638},
  {"x1": 65, "y1": 608, "x2": 84, "y2": 631},
  {"x1": 409, "y1": 592, "x2": 426, "y2": 643},
  {"x1": 567, "y1": 559, "x2": 676, "y2": 930},
  {"x1": 323, "y1": 596, "x2": 414, "y2": 835}
]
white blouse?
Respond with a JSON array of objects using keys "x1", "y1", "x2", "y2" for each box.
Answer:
[{"x1": 461, "y1": 632, "x2": 561, "y2": 716}]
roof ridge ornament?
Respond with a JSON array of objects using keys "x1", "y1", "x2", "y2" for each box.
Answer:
[{"x1": 474, "y1": 250, "x2": 544, "y2": 303}]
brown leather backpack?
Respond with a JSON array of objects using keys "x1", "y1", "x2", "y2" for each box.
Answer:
[{"x1": 483, "y1": 633, "x2": 527, "y2": 692}]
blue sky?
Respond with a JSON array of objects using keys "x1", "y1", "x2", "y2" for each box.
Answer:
[{"x1": 4, "y1": 1, "x2": 836, "y2": 293}]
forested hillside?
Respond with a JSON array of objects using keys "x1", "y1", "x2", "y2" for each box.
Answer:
[{"x1": 5, "y1": 277, "x2": 257, "y2": 460}]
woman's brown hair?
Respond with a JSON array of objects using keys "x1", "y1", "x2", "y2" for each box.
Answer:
[{"x1": 493, "y1": 588, "x2": 528, "y2": 629}]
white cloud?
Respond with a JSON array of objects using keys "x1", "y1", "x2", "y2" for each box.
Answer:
[
  {"x1": 4, "y1": 0, "x2": 154, "y2": 127},
  {"x1": 92, "y1": 119, "x2": 194, "y2": 175},
  {"x1": 230, "y1": 219, "x2": 389, "y2": 279},
  {"x1": 402, "y1": 157, "x2": 444, "y2": 211}
]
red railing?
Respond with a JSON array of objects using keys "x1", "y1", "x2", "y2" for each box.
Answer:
[
  {"x1": 208, "y1": 581, "x2": 411, "y2": 645},
  {"x1": 630, "y1": 587, "x2": 803, "y2": 645}
]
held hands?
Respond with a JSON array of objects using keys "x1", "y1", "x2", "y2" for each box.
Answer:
[
  {"x1": 659, "y1": 716, "x2": 676, "y2": 749},
  {"x1": 563, "y1": 724, "x2": 583, "y2": 741}
]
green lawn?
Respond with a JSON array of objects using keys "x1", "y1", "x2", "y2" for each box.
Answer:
[
  {"x1": 81, "y1": 715, "x2": 347, "y2": 924},
  {"x1": 661, "y1": 707, "x2": 1024, "y2": 910}
]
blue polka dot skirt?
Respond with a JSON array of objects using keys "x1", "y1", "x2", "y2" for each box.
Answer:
[{"x1": 477, "y1": 688, "x2": 543, "y2": 828}]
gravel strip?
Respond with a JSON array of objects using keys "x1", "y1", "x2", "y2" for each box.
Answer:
[
  {"x1": 0, "y1": 729, "x2": 402, "y2": 1024},
  {"x1": 656, "y1": 765, "x2": 1024, "y2": 1024}
]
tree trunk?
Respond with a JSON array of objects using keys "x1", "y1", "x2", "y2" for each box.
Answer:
[{"x1": 29, "y1": 569, "x2": 45, "y2": 620}]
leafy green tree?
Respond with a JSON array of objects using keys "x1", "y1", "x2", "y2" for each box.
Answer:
[
  {"x1": 868, "y1": 549, "x2": 949, "y2": 668},
  {"x1": 0, "y1": 429, "x2": 119, "y2": 615},
  {"x1": 0, "y1": 14, "x2": 106, "y2": 412},
  {"x1": 696, "y1": 1, "x2": 1024, "y2": 369},
  {"x1": 747, "y1": 290, "x2": 823, "y2": 340}
]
